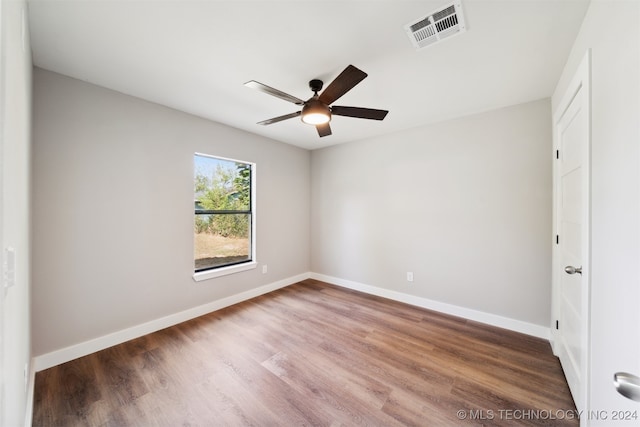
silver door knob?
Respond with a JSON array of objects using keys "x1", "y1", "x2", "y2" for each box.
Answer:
[
  {"x1": 614, "y1": 372, "x2": 640, "y2": 402},
  {"x1": 564, "y1": 265, "x2": 582, "y2": 275}
]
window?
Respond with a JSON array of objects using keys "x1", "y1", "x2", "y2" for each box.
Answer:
[{"x1": 193, "y1": 153, "x2": 255, "y2": 280}]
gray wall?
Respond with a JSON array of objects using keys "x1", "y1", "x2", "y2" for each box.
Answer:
[
  {"x1": 32, "y1": 68, "x2": 310, "y2": 357},
  {"x1": 311, "y1": 99, "x2": 552, "y2": 327},
  {"x1": 32, "y1": 68, "x2": 554, "y2": 362},
  {"x1": 552, "y1": 1, "x2": 639, "y2": 421},
  {"x1": 1, "y1": 0, "x2": 32, "y2": 425}
]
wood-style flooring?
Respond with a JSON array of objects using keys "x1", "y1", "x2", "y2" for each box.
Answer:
[{"x1": 33, "y1": 279, "x2": 578, "y2": 426}]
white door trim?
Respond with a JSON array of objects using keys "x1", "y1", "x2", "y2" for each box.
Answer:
[
  {"x1": 0, "y1": 0, "x2": 6, "y2": 422},
  {"x1": 551, "y1": 49, "x2": 591, "y2": 418}
]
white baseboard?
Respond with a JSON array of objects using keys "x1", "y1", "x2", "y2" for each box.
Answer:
[
  {"x1": 310, "y1": 273, "x2": 551, "y2": 340},
  {"x1": 33, "y1": 271, "x2": 550, "y2": 373},
  {"x1": 33, "y1": 272, "x2": 311, "y2": 372}
]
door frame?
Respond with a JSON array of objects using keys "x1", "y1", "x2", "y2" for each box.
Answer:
[
  {"x1": 551, "y1": 49, "x2": 592, "y2": 416},
  {"x1": 0, "y1": 0, "x2": 5, "y2": 421}
]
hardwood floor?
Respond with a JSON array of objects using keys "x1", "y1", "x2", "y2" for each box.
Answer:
[{"x1": 33, "y1": 280, "x2": 578, "y2": 426}]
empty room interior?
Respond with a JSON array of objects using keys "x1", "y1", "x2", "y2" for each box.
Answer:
[{"x1": 2, "y1": 0, "x2": 640, "y2": 426}]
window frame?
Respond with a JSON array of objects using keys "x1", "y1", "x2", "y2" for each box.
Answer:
[{"x1": 192, "y1": 153, "x2": 257, "y2": 282}]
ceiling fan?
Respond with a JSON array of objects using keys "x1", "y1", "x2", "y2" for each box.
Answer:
[{"x1": 244, "y1": 65, "x2": 389, "y2": 137}]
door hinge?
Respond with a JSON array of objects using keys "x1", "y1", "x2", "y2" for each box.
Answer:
[
  {"x1": 556, "y1": 320, "x2": 559, "y2": 330},
  {"x1": 556, "y1": 149, "x2": 559, "y2": 159},
  {"x1": 556, "y1": 235, "x2": 559, "y2": 245}
]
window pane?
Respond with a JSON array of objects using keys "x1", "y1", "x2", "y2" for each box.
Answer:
[
  {"x1": 194, "y1": 213, "x2": 252, "y2": 271},
  {"x1": 194, "y1": 154, "x2": 253, "y2": 273},
  {"x1": 195, "y1": 155, "x2": 251, "y2": 212}
]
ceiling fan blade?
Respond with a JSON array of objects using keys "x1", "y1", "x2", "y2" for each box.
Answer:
[
  {"x1": 257, "y1": 111, "x2": 301, "y2": 125},
  {"x1": 318, "y1": 65, "x2": 367, "y2": 105},
  {"x1": 332, "y1": 106, "x2": 389, "y2": 120},
  {"x1": 244, "y1": 81, "x2": 305, "y2": 105},
  {"x1": 316, "y1": 122, "x2": 332, "y2": 137}
]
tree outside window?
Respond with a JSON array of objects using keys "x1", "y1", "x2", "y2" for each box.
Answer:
[{"x1": 194, "y1": 154, "x2": 253, "y2": 272}]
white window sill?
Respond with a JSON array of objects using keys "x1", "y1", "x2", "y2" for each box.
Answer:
[{"x1": 193, "y1": 261, "x2": 257, "y2": 282}]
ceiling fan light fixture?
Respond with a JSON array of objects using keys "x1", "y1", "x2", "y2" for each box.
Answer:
[
  {"x1": 302, "y1": 112, "x2": 330, "y2": 125},
  {"x1": 301, "y1": 99, "x2": 331, "y2": 125}
]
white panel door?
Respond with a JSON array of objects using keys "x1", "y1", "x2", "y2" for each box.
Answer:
[
  {"x1": 557, "y1": 85, "x2": 588, "y2": 411},
  {"x1": 553, "y1": 53, "x2": 590, "y2": 414}
]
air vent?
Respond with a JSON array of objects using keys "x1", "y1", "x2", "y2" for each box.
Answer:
[{"x1": 404, "y1": 1, "x2": 467, "y2": 50}]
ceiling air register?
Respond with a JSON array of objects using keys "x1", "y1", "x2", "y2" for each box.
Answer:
[{"x1": 405, "y1": 1, "x2": 467, "y2": 50}]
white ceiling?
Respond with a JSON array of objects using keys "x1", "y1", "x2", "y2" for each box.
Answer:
[{"x1": 27, "y1": 0, "x2": 589, "y2": 150}]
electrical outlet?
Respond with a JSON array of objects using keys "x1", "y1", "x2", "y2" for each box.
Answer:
[
  {"x1": 407, "y1": 272, "x2": 414, "y2": 282},
  {"x1": 262, "y1": 265, "x2": 268, "y2": 274}
]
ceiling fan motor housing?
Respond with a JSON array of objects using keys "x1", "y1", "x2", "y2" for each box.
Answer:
[{"x1": 301, "y1": 98, "x2": 331, "y2": 125}]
